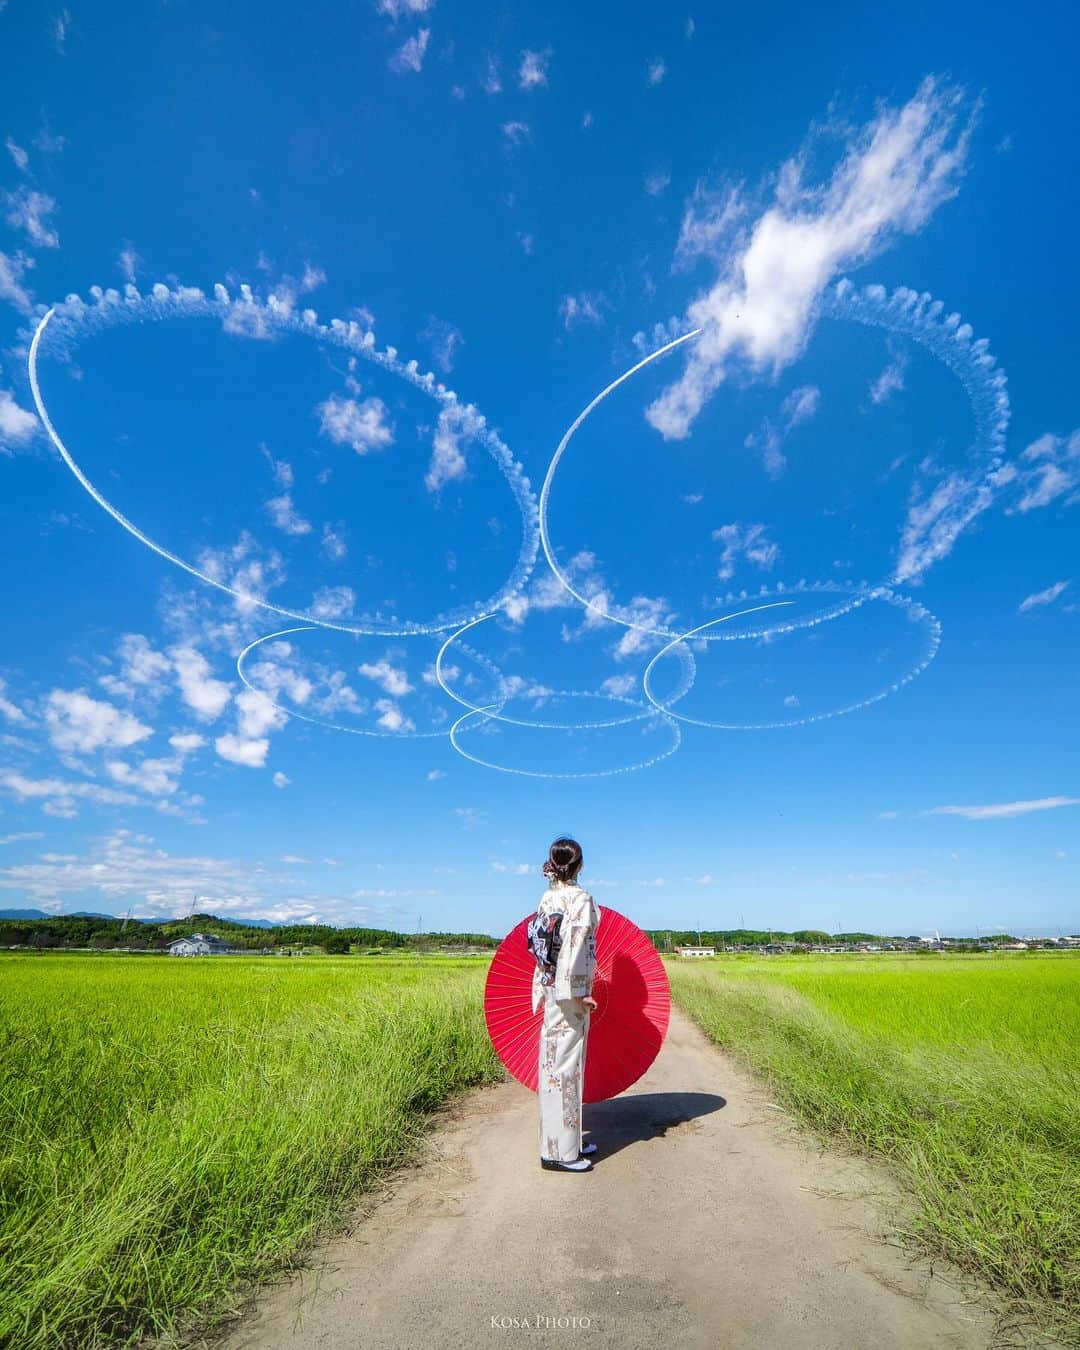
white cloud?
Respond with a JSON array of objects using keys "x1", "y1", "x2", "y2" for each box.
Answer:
[
  {"x1": 559, "y1": 291, "x2": 606, "y2": 329},
  {"x1": 501, "y1": 121, "x2": 530, "y2": 150},
  {"x1": 235, "y1": 688, "x2": 287, "y2": 740},
  {"x1": 310, "y1": 585, "x2": 356, "y2": 620},
  {"x1": 1018, "y1": 581, "x2": 1069, "y2": 613},
  {"x1": 196, "y1": 531, "x2": 286, "y2": 611},
  {"x1": 354, "y1": 887, "x2": 438, "y2": 898},
  {"x1": 272, "y1": 770, "x2": 290, "y2": 788},
  {"x1": 33, "y1": 126, "x2": 66, "y2": 155},
  {"x1": 454, "y1": 806, "x2": 487, "y2": 828},
  {"x1": 638, "y1": 877, "x2": 667, "y2": 887},
  {"x1": 744, "y1": 384, "x2": 821, "y2": 479},
  {"x1": 644, "y1": 170, "x2": 671, "y2": 197},
  {"x1": 869, "y1": 347, "x2": 907, "y2": 404},
  {"x1": 427, "y1": 769, "x2": 445, "y2": 781},
  {"x1": 118, "y1": 244, "x2": 140, "y2": 284},
  {"x1": 113, "y1": 634, "x2": 173, "y2": 697},
  {"x1": 0, "y1": 678, "x2": 28, "y2": 723},
  {"x1": 170, "y1": 646, "x2": 232, "y2": 721},
  {"x1": 169, "y1": 732, "x2": 206, "y2": 753},
  {"x1": 376, "y1": 0, "x2": 432, "y2": 18},
  {"x1": 425, "y1": 403, "x2": 481, "y2": 492},
  {"x1": 491, "y1": 861, "x2": 532, "y2": 875},
  {"x1": 0, "y1": 389, "x2": 38, "y2": 449},
  {"x1": 0, "y1": 832, "x2": 44, "y2": 844},
  {"x1": 105, "y1": 755, "x2": 183, "y2": 798},
  {"x1": 894, "y1": 469, "x2": 998, "y2": 585},
  {"x1": 0, "y1": 771, "x2": 138, "y2": 814},
  {"x1": 647, "y1": 58, "x2": 667, "y2": 86},
  {"x1": 5, "y1": 137, "x2": 28, "y2": 171},
  {"x1": 712, "y1": 521, "x2": 781, "y2": 580},
  {"x1": 261, "y1": 447, "x2": 293, "y2": 487},
  {"x1": 673, "y1": 184, "x2": 745, "y2": 272},
  {"x1": 389, "y1": 28, "x2": 430, "y2": 74},
  {"x1": 3, "y1": 187, "x2": 59, "y2": 248},
  {"x1": 1010, "y1": 430, "x2": 1080, "y2": 514},
  {"x1": 53, "y1": 8, "x2": 71, "y2": 51},
  {"x1": 420, "y1": 315, "x2": 463, "y2": 373},
  {"x1": 317, "y1": 393, "x2": 394, "y2": 455},
  {"x1": 321, "y1": 523, "x2": 348, "y2": 560},
  {"x1": 518, "y1": 48, "x2": 551, "y2": 90},
  {"x1": 0, "y1": 251, "x2": 34, "y2": 314},
  {"x1": 357, "y1": 658, "x2": 413, "y2": 697},
  {"x1": 45, "y1": 690, "x2": 153, "y2": 755},
  {"x1": 782, "y1": 384, "x2": 819, "y2": 427},
  {"x1": 214, "y1": 732, "x2": 270, "y2": 768},
  {"x1": 600, "y1": 674, "x2": 637, "y2": 697},
  {"x1": 265, "y1": 492, "x2": 312, "y2": 536},
  {"x1": 685, "y1": 16, "x2": 695, "y2": 38},
  {"x1": 373, "y1": 698, "x2": 415, "y2": 733},
  {"x1": 0, "y1": 828, "x2": 364, "y2": 923},
  {"x1": 926, "y1": 797, "x2": 1080, "y2": 821},
  {"x1": 648, "y1": 77, "x2": 973, "y2": 440},
  {"x1": 481, "y1": 55, "x2": 502, "y2": 94}
]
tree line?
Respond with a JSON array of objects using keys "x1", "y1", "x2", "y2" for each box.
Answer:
[{"x1": 0, "y1": 913, "x2": 500, "y2": 951}]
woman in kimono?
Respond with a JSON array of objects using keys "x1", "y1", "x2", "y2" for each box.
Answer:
[{"x1": 533, "y1": 837, "x2": 600, "y2": 1173}]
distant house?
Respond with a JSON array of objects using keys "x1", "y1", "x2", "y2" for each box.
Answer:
[
  {"x1": 167, "y1": 932, "x2": 235, "y2": 956},
  {"x1": 674, "y1": 945, "x2": 716, "y2": 958}
]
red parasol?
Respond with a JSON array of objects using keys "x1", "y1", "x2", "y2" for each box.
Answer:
[{"x1": 484, "y1": 906, "x2": 671, "y2": 1102}]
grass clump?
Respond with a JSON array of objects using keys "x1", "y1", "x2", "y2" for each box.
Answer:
[
  {"x1": 0, "y1": 954, "x2": 499, "y2": 1348},
  {"x1": 669, "y1": 953, "x2": 1080, "y2": 1342}
]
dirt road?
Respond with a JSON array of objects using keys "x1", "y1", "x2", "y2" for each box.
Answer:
[{"x1": 216, "y1": 1006, "x2": 1005, "y2": 1350}]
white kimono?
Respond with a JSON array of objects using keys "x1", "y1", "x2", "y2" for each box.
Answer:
[{"x1": 534, "y1": 882, "x2": 600, "y2": 1162}]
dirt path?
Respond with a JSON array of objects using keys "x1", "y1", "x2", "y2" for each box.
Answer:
[{"x1": 215, "y1": 1006, "x2": 1009, "y2": 1350}]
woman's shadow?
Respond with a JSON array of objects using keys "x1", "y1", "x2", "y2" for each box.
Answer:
[{"x1": 583, "y1": 949, "x2": 725, "y2": 1160}]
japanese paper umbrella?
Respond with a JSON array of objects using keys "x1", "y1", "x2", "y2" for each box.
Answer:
[{"x1": 484, "y1": 906, "x2": 670, "y2": 1102}]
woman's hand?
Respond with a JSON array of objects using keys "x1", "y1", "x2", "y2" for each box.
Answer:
[{"x1": 581, "y1": 996, "x2": 598, "y2": 1011}]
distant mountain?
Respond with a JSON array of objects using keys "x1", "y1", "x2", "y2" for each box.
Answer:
[
  {"x1": 0, "y1": 908, "x2": 283, "y2": 928},
  {"x1": 210, "y1": 916, "x2": 279, "y2": 929}
]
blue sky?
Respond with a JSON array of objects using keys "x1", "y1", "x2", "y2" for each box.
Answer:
[{"x1": 0, "y1": 0, "x2": 1077, "y2": 938}]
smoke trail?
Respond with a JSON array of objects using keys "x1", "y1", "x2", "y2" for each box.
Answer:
[
  {"x1": 449, "y1": 697, "x2": 682, "y2": 779},
  {"x1": 28, "y1": 282, "x2": 539, "y2": 637},
  {"x1": 541, "y1": 280, "x2": 1009, "y2": 640},
  {"x1": 236, "y1": 626, "x2": 510, "y2": 739},
  {"x1": 642, "y1": 584, "x2": 941, "y2": 730},
  {"x1": 434, "y1": 611, "x2": 697, "y2": 730},
  {"x1": 820, "y1": 280, "x2": 1010, "y2": 584}
]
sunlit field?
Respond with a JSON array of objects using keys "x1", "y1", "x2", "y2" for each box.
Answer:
[
  {"x1": 0, "y1": 954, "x2": 498, "y2": 1349},
  {"x1": 668, "y1": 953, "x2": 1080, "y2": 1341}
]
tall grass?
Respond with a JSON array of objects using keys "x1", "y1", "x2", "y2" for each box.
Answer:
[
  {"x1": 669, "y1": 954, "x2": 1080, "y2": 1341},
  {"x1": 0, "y1": 954, "x2": 499, "y2": 1348}
]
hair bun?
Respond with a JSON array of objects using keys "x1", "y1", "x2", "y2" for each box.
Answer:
[{"x1": 543, "y1": 837, "x2": 583, "y2": 884}]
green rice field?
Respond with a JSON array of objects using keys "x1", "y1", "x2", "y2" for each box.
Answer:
[
  {"x1": 0, "y1": 953, "x2": 499, "y2": 1348},
  {"x1": 2, "y1": 950, "x2": 1077, "y2": 1346},
  {"x1": 668, "y1": 952, "x2": 1080, "y2": 1342}
]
